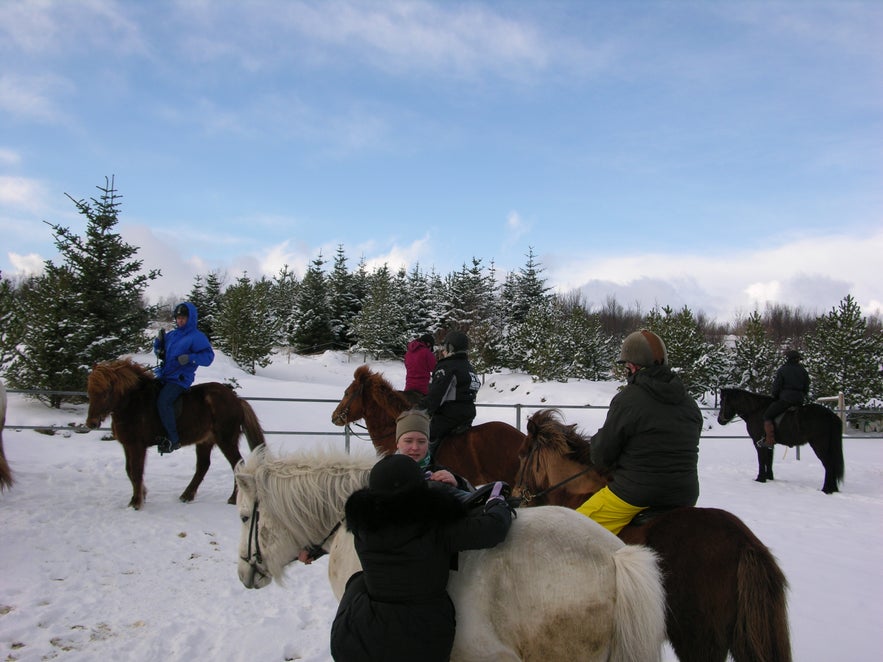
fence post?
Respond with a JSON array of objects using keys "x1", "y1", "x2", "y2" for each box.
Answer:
[{"x1": 515, "y1": 404, "x2": 522, "y2": 432}]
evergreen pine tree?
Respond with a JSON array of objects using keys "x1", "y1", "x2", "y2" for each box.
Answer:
[
  {"x1": 6, "y1": 178, "x2": 158, "y2": 402},
  {"x1": 804, "y1": 295, "x2": 883, "y2": 407},
  {"x1": 270, "y1": 264, "x2": 300, "y2": 350},
  {"x1": 728, "y1": 311, "x2": 779, "y2": 392},
  {"x1": 646, "y1": 306, "x2": 724, "y2": 401},
  {"x1": 187, "y1": 270, "x2": 224, "y2": 342},
  {"x1": 0, "y1": 273, "x2": 23, "y2": 369},
  {"x1": 214, "y1": 274, "x2": 278, "y2": 373},
  {"x1": 327, "y1": 245, "x2": 359, "y2": 350},
  {"x1": 350, "y1": 264, "x2": 408, "y2": 358},
  {"x1": 291, "y1": 253, "x2": 334, "y2": 354}
]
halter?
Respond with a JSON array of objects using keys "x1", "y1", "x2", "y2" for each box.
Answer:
[
  {"x1": 241, "y1": 499, "x2": 264, "y2": 571},
  {"x1": 514, "y1": 442, "x2": 596, "y2": 505},
  {"x1": 241, "y1": 495, "x2": 345, "y2": 570},
  {"x1": 332, "y1": 384, "x2": 363, "y2": 425}
]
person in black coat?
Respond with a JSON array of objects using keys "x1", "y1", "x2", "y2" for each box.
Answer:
[
  {"x1": 423, "y1": 330, "x2": 481, "y2": 460},
  {"x1": 576, "y1": 329, "x2": 702, "y2": 535},
  {"x1": 760, "y1": 349, "x2": 811, "y2": 448},
  {"x1": 330, "y1": 454, "x2": 514, "y2": 662}
]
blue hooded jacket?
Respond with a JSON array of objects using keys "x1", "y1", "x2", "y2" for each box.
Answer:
[{"x1": 153, "y1": 302, "x2": 214, "y2": 388}]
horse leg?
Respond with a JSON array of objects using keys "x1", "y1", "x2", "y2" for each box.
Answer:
[
  {"x1": 179, "y1": 442, "x2": 213, "y2": 503},
  {"x1": 215, "y1": 435, "x2": 245, "y2": 504},
  {"x1": 123, "y1": 443, "x2": 148, "y2": 510},
  {"x1": 807, "y1": 440, "x2": 838, "y2": 494}
]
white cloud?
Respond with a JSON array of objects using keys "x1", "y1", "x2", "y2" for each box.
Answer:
[
  {"x1": 8, "y1": 251, "x2": 43, "y2": 275},
  {"x1": 0, "y1": 176, "x2": 48, "y2": 212},
  {"x1": 549, "y1": 229, "x2": 883, "y2": 322}
]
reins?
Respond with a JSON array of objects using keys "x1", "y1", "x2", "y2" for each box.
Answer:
[{"x1": 515, "y1": 440, "x2": 596, "y2": 505}]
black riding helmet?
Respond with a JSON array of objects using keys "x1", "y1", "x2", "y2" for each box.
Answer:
[
  {"x1": 174, "y1": 303, "x2": 189, "y2": 318},
  {"x1": 444, "y1": 330, "x2": 469, "y2": 353}
]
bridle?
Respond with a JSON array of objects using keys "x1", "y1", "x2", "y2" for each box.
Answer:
[
  {"x1": 332, "y1": 384, "x2": 363, "y2": 425},
  {"x1": 331, "y1": 382, "x2": 397, "y2": 446},
  {"x1": 240, "y1": 495, "x2": 345, "y2": 573},
  {"x1": 241, "y1": 499, "x2": 266, "y2": 577},
  {"x1": 514, "y1": 442, "x2": 597, "y2": 505}
]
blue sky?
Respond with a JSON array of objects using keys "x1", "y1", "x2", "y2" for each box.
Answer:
[{"x1": 1, "y1": 0, "x2": 881, "y2": 323}]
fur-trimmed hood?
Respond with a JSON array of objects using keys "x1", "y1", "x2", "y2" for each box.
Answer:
[{"x1": 345, "y1": 483, "x2": 468, "y2": 533}]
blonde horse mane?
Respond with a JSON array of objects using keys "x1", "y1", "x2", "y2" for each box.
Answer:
[{"x1": 238, "y1": 444, "x2": 379, "y2": 580}]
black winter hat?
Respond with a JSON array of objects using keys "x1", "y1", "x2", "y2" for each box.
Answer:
[
  {"x1": 419, "y1": 333, "x2": 435, "y2": 347},
  {"x1": 369, "y1": 455, "x2": 426, "y2": 494}
]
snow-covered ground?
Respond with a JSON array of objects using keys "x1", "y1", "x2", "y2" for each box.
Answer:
[{"x1": 1, "y1": 351, "x2": 881, "y2": 661}]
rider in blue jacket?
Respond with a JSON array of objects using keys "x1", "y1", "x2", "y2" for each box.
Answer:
[{"x1": 153, "y1": 302, "x2": 214, "y2": 454}]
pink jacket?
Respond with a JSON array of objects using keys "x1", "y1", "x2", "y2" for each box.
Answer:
[{"x1": 404, "y1": 340, "x2": 437, "y2": 395}]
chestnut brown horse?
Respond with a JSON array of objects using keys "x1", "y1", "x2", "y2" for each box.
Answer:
[
  {"x1": 0, "y1": 379, "x2": 13, "y2": 491},
  {"x1": 717, "y1": 387, "x2": 844, "y2": 493},
  {"x1": 330, "y1": 365, "x2": 527, "y2": 486},
  {"x1": 85, "y1": 358, "x2": 265, "y2": 509},
  {"x1": 515, "y1": 409, "x2": 792, "y2": 662}
]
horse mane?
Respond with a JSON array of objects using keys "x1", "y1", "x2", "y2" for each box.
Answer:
[
  {"x1": 242, "y1": 444, "x2": 379, "y2": 541},
  {"x1": 527, "y1": 408, "x2": 594, "y2": 466},
  {"x1": 88, "y1": 357, "x2": 154, "y2": 397},
  {"x1": 354, "y1": 365, "x2": 410, "y2": 415}
]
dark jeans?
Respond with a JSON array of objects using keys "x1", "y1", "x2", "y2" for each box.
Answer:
[
  {"x1": 764, "y1": 399, "x2": 796, "y2": 422},
  {"x1": 157, "y1": 382, "x2": 186, "y2": 442}
]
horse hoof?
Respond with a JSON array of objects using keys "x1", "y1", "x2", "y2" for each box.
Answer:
[
  {"x1": 754, "y1": 477, "x2": 767, "y2": 483},
  {"x1": 179, "y1": 494, "x2": 194, "y2": 503}
]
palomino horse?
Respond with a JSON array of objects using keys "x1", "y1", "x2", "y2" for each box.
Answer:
[
  {"x1": 718, "y1": 387, "x2": 844, "y2": 493},
  {"x1": 85, "y1": 358, "x2": 265, "y2": 509},
  {"x1": 330, "y1": 365, "x2": 527, "y2": 485},
  {"x1": 234, "y1": 445, "x2": 667, "y2": 662},
  {"x1": 515, "y1": 409, "x2": 792, "y2": 662},
  {"x1": 0, "y1": 379, "x2": 12, "y2": 490}
]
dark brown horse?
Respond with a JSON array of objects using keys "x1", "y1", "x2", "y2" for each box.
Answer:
[
  {"x1": 717, "y1": 387, "x2": 844, "y2": 493},
  {"x1": 0, "y1": 379, "x2": 13, "y2": 491},
  {"x1": 330, "y1": 365, "x2": 527, "y2": 486},
  {"x1": 85, "y1": 358, "x2": 265, "y2": 509},
  {"x1": 515, "y1": 409, "x2": 792, "y2": 662}
]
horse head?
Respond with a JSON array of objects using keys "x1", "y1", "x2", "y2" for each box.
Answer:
[
  {"x1": 85, "y1": 358, "x2": 153, "y2": 429},
  {"x1": 331, "y1": 365, "x2": 372, "y2": 425},
  {"x1": 234, "y1": 445, "x2": 375, "y2": 590},
  {"x1": 516, "y1": 409, "x2": 607, "y2": 508},
  {"x1": 717, "y1": 388, "x2": 737, "y2": 425}
]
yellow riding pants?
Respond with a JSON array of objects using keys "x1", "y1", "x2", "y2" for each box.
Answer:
[{"x1": 576, "y1": 486, "x2": 644, "y2": 536}]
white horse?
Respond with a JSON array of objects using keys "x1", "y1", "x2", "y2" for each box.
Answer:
[
  {"x1": 234, "y1": 445, "x2": 666, "y2": 662},
  {"x1": 0, "y1": 379, "x2": 12, "y2": 490}
]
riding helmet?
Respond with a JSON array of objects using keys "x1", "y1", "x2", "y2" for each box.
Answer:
[
  {"x1": 174, "y1": 303, "x2": 189, "y2": 318},
  {"x1": 618, "y1": 329, "x2": 668, "y2": 367},
  {"x1": 444, "y1": 330, "x2": 469, "y2": 353},
  {"x1": 785, "y1": 349, "x2": 802, "y2": 362}
]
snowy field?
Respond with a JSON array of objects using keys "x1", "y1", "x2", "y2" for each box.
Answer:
[{"x1": 1, "y1": 351, "x2": 881, "y2": 661}]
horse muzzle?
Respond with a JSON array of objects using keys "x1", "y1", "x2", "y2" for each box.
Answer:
[{"x1": 238, "y1": 557, "x2": 271, "y2": 589}]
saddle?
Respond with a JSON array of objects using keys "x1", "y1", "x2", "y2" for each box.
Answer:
[{"x1": 627, "y1": 506, "x2": 679, "y2": 528}]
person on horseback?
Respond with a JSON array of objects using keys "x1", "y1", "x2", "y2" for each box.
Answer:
[
  {"x1": 575, "y1": 329, "x2": 702, "y2": 535},
  {"x1": 423, "y1": 330, "x2": 480, "y2": 461},
  {"x1": 760, "y1": 349, "x2": 810, "y2": 448},
  {"x1": 329, "y1": 453, "x2": 513, "y2": 662},
  {"x1": 152, "y1": 302, "x2": 214, "y2": 454},
  {"x1": 403, "y1": 333, "x2": 437, "y2": 404}
]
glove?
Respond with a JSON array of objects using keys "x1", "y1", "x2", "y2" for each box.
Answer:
[
  {"x1": 155, "y1": 329, "x2": 165, "y2": 361},
  {"x1": 177, "y1": 354, "x2": 190, "y2": 365}
]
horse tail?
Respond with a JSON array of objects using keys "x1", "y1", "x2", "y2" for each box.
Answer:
[
  {"x1": 610, "y1": 544, "x2": 667, "y2": 662},
  {"x1": 828, "y1": 415, "x2": 845, "y2": 487},
  {"x1": 0, "y1": 445, "x2": 13, "y2": 491},
  {"x1": 240, "y1": 399, "x2": 266, "y2": 451},
  {"x1": 732, "y1": 545, "x2": 792, "y2": 662}
]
